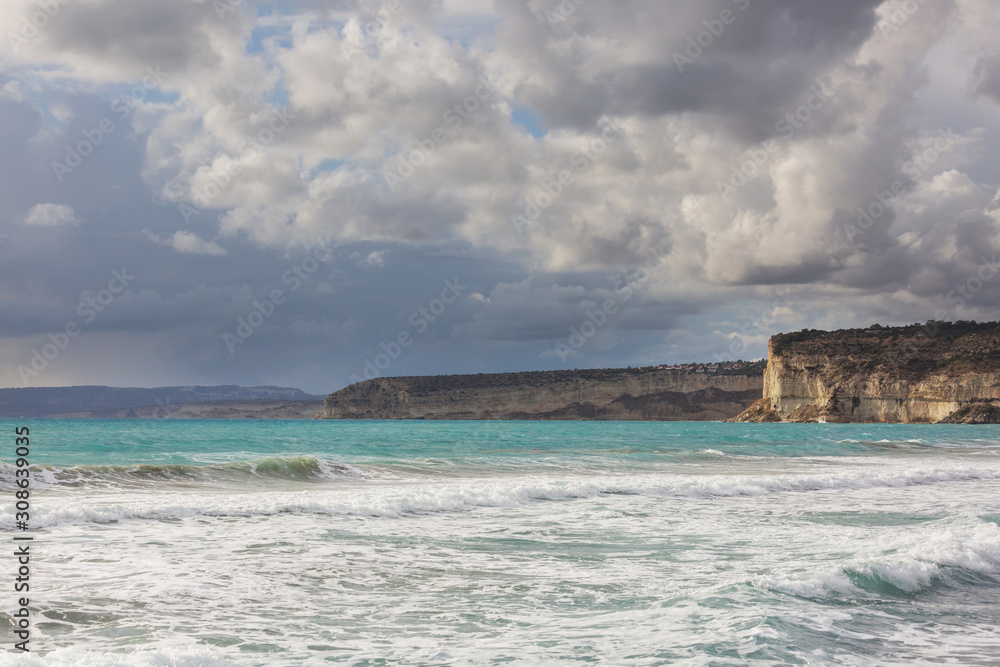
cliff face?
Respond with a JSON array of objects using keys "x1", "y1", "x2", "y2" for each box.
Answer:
[
  {"x1": 732, "y1": 322, "x2": 1000, "y2": 423},
  {"x1": 323, "y1": 368, "x2": 763, "y2": 421}
]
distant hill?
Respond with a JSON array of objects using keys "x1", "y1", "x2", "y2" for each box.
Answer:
[{"x1": 0, "y1": 385, "x2": 323, "y2": 418}]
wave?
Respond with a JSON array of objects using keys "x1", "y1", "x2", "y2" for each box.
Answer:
[
  {"x1": 7, "y1": 463, "x2": 1000, "y2": 529},
  {"x1": 0, "y1": 456, "x2": 363, "y2": 491},
  {"x1": 758, "y1": 518, "x2": 1000, "y2": 599}
]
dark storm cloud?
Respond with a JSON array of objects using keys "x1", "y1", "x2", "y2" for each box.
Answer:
[
  {"x1": 499, "y1": 0, "x2": 883, "y2": 136},
  {"x1": 972, "y1": 52, "x2": 1000, "y2": 105},
  {"x1": 36, "y1": 0, "x2": 222, "y2": 76}
]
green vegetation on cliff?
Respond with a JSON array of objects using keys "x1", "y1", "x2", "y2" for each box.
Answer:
[{"x1": 771, "y1": 320, "x2": 996, "y2": 360}]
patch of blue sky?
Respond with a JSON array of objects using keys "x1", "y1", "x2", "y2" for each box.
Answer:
[
  {"x1": 253, "y1": 0, "x2": 301, "y2": 20},
  {"x1": 312, "y1": 158, "x2": 346, "y2": 175},
  {"x1": 262, "y1": 82, "x2": 290, "y2": 108},
  {"x1": 435, "y1": 14, "x2": 502, "y2": 50},
  {"x1": 512, "y1": 106, "x2": 549, "y2": 138},
  {"x1": 103, "y1": 82, "x2": 179, "y2": 108},
  {"x1": 245, "y1": 24, "x2": 292, "y2": 54},
  {"x1": 32, "y1": 95, "x2": 71, "y2": 130}
]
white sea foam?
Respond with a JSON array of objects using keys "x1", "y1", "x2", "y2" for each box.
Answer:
[
  {"x1": 10, "y1": 422, "x2": 1000, "y2": 665},
  {"x1": 9, "y1": 463, "x2": 1000, "y2": 529},
  {"x1": 759, "y1": 517, "x2": 1000, "y2": 598},
  {"x1": 0, "y1": 648, "x2": 237, "y2": 667}
]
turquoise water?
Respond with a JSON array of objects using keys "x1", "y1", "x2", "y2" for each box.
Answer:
[{"x1": 2, "y1": 420, "x2": 1000, "y2": 665}]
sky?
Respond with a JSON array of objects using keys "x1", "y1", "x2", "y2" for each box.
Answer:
[{"x1": 1, "y1": 0, "x2": 999, "y2": 394}]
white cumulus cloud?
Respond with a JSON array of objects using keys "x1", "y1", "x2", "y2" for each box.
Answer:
[
  {"x1": 22, "y1": 203, "x2": 79, "y2": 227},
  {"x1": 144, "y1": 229, "x2": 227, "y2": 256}
]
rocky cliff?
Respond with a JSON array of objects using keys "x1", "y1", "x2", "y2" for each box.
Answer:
[
  {"x1": 732, "y1": 321, "x2": 1000, "y2": 423},
  {"x1": 323, "y1": 367, "x2": 764, "y2": 421}
]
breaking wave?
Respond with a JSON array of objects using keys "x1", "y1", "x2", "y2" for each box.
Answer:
[
  {"x1": 0, "y1": 456, "x2": 363, "y2": 491},
  {"x1": 6, "y1": 463, "x2": 999, "y2": 529},
  {"x1": 758, "y1": 517, "x2": 1000, "y2": 599}
]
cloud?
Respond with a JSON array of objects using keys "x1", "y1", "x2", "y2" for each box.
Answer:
[
  {"x1": 350, "y1": 250, "x2": 386, "y2": 268},
  {"x1": 972, "y1": 52, "x2": 1000, "y2": 104},
  {"x1": 144, "y1": 229, "x2": 228, "y2": 256},
  {"x1": 21, "y1": 203, "x2": 79, "y2": 227},
  {"x1": 2, "y1": 0, "x2": 1000, "y2": 391}
]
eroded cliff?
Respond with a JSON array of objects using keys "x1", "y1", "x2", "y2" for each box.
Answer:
[
  {"x1": 323, "y1": 367, "x2": 763, "y2": 421},
  {"x1": 732, "y1": 322, "x2": 1000, "y2": 423}
]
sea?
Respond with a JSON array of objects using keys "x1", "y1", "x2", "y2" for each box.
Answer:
[{"x1": 1, "y1": 419, "x2": 999, "y2": 665}]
